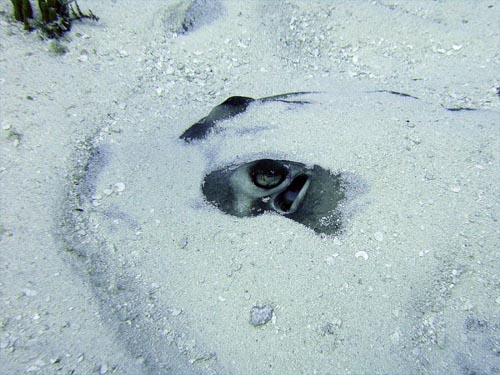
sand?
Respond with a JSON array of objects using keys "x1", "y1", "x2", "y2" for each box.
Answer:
[{"x1": 1, "y1": 1, "x2": 499, "y2": 374}]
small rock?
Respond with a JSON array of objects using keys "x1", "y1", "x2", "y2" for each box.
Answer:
[
  {"x1": 355, "y1": 250, "x2": 368, "y2": 260},
  {"x1": 424, "y1": 173, "x2": 435, "y2": 180},
  {"x1": 250, "y1": 304, "x2": 273, "y2": 326},
  {"x1": 22, "y1": 288, "x2": 37, "y2": 297},
  {"x1": 178, "y1": 237, "x2": 188, "y2": 249},
  {"x1": 103, "y1": 188, "x2": 113, "y2": 196},
  {"x1": 373, "y1": 231, "x2": 384, "y2": 242},
  {"x1": 100, "y1": 363, "x2": 108, "y2": 375},
  {"x1": 114, "y1": 182, "x2": 125, "y2": 193},
  {"x1": 168, "y1": 308, "x2": 182, "y2": 316},
  {"x1": 320, "y1": 319, "x2": 342, "y2": 335},
  {"x1": 92, "y1": 193, "x2": 102, "y2": 201},
  {"x1": 321, "y1": 323, "x2": 336, "y2": 335},
  {"x1": 450, "y1": 185, "x2": 461, "y2": 193}
]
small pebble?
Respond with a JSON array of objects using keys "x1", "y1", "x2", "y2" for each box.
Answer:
[
  {"x1": 103, "y1": 188, "x2": 113, "y2": 196},
  {"x1": 373, "y1": 231, "x2": 384, "y2": 242},
  {"x1": 22, "y1": 288, "x2": 37, "y2": 297},
  {"x1": 168, "y1": 308, "x2": 182, "y2": 316},
  {"x1": 114, "y1": 182, "x2": 125, "y2": 192},
  {"x1": 355, "y1": 251, "x2": 368, "y2": 260},
  {"x1": 321, "y1": 322, "x2": 336, "y2": 335},
  {"x1": 450, "y1": 185, "x2": 461, "y2": 193},
  {"x1": 178, "y1": 237, "x2": 188, "y2": 249},
  {"x1": 250, "y1": 304, "x2": 273, "y2": 326},
  {"x1": 320, "y1": 318, "x2": 342, "y2": 335},
  {"x1": 100, "y1": 363, "x2": 108, "y2": 375}
]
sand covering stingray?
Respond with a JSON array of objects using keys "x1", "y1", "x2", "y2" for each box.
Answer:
[
  {"x1": 179, "y1": 92, "x2": 355, "y2": 235},
  {"x1": 62, "y1": 88, "x2": 499, "y2": 374}
]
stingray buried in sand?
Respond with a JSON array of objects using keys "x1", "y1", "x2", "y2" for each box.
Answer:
[
  {"x1": 180, "y1": 92, "x2": 360, "y2": 235},
  {"x1": 202, "y1": 158, "x2": 348, "y2": 235}
]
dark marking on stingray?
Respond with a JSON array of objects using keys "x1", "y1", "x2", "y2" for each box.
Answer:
[
  {"x1": 180, "y1": 92, "x2": 315, "y2": 142},
  {"x1": 370, "y1": 90, "x2": 419, "y2": 99},
  {"x1": 445, "y1": 107, "x2": 478, "y2": 112},
  {"x1": 202, "y1": 159, "x2": 347, "y2": 235}
]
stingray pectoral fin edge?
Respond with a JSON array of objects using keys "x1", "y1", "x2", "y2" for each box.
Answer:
[
  {"x1": 179, "y1": 92, "x2": 319, "y2": 142},
  {"x1": 179, "y1": 117, "x2": 213, "y2": 141},
  {"x1": 180, "y1": 96, "x2": 255, "y2": 142}
]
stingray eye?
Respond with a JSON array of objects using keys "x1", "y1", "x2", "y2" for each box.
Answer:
[{"x1": 250, "y1": 159, "x2": 288, "y2": 189}]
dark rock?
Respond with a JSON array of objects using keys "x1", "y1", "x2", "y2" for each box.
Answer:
[{"x1": 250, "y1": 304, "x2": 273, "y2": 326}]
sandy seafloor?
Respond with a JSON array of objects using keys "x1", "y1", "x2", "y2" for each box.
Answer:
[{"x1": 1, "y1": 0, "x2": 499, "y2": 374}]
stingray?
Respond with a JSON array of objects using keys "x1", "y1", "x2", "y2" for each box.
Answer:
[
  {"x1": 202, "y1": 158, "x2": 347, "y2": 235},
  {"x1": 61, "y1": 87, "x2": 499, "y2": 374},
  {"x1": 179, "y1": 92, "x2": 315, "y2": 141}
]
